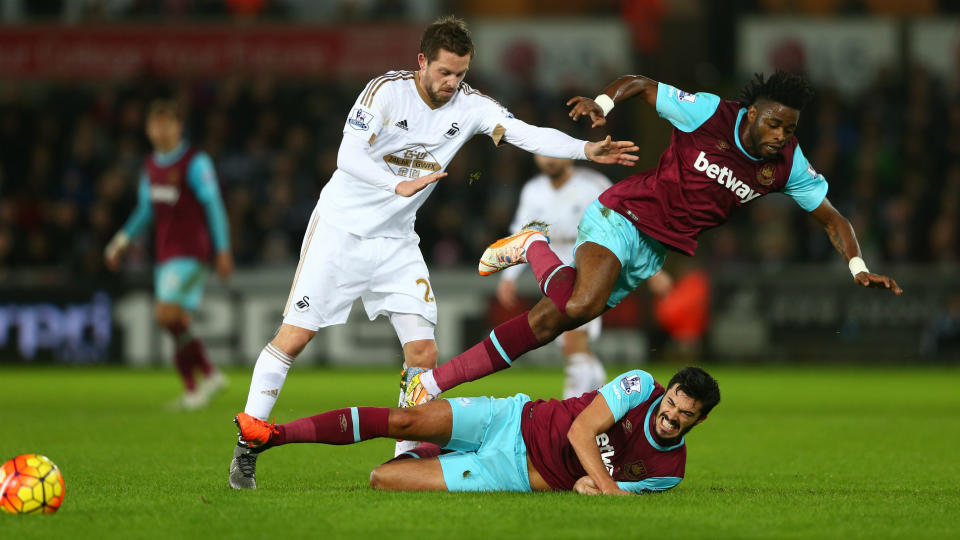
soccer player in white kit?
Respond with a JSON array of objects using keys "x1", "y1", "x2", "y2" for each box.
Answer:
[
  {"x1": 229, "y1": 16, "x2": 640, "y2": 489},
  {"x1": 496, "y1": 156, "x2": 612, "y2": 398}
]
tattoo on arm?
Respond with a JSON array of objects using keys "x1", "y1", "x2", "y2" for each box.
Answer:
[{"x1": 827, "y1": 225, "x2": 846, "y2": 256}]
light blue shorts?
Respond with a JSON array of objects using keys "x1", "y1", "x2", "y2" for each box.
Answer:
[
  {"x1": 573, "y1": 200, "x2": 666, "y2": 307},
  {"x1": 439, "y1": 394, "x2": 533, "y2": 492},
  {"x1": 154, "y1": 257, "x2": 208, "y2": 311}
]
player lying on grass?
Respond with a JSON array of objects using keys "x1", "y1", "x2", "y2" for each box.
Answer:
[{"x1": 234, "y1": 366, "x2": 719, "y2": 494}]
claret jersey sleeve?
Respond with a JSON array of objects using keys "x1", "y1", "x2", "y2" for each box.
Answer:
[
  {"x1": 598, "y1": 370, "x2": 656, "y2": 423},
  {"x1": 655, "y1": 83, "x2": 722, "y2": 133}
]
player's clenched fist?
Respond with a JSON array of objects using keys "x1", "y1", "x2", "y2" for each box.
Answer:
[{"x1": 567, "y1": 96, "x2": 607, "y2": 128}]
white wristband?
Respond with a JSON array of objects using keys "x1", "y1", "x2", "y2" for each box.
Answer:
[
  {"x1": 848, "y1": 256, "x2": 869, "y2": 277},
  {"x1": 594, "y1": 94, "x2": 615, "y2": 117}
]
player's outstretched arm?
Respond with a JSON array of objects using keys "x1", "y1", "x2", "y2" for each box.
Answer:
[
  {"x1": 567, "y1": 395, "x2": 632, "y2": 496},
  {"x1": 810, "y1": 198, "x2": 902, "y2": 295},
  {"x1": 584, "y1": 136, "x2": 639, "y2": 166},
  {"x1": 567, "y1": 75, "x2": 659, "y2": 128}
]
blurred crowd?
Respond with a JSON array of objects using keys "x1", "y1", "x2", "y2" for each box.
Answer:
[{"x1": 0, "y1": 61, "x2": 956, "y2": 283}]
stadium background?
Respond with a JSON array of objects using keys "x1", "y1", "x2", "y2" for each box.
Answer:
[{"x1": 0, "y1": 0, "x2": 958, "y2": 370}]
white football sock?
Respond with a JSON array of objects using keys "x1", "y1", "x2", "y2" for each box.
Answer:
[
  {"x1": 522, "y1": 233, "x2": 548, "y2": 253},
  {"x1": 243, "y1": 343, "x2": 295, "y2": 420},
  {"x1": 418, "y1": 370, "x2": 442, "y2": 396},
  {"x1": 563, "y1": 353, "x2": 605, "y2": 399}
]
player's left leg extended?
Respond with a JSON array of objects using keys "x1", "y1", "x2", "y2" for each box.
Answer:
[{"x1": 235, "y1": 399, "x2": 455, "y2": 489}]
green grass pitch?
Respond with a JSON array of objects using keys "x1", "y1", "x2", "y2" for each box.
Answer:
[{"x1": 1, "y1": 364, "x2": 958, "y2": 539}]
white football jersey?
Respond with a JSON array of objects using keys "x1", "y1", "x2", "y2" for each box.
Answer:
[
  {"x1": 318, "y1": 70, "x2": 519, "y2": 238},
  {"x1": 501, "y1": 167, "x2": 612, "y2": 281}
]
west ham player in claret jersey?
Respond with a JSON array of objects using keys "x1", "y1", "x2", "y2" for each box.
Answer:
[
  {"x1": 401, "y1": 71, "x2": 902, "y2": 408},
  {"x1": 233, "y1": 366, "x2": 720, "y2": 495},
  {"x1": 105, "y1": 100, "x2": 232, "y2": 410}
]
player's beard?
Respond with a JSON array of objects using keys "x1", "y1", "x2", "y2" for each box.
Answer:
[
  {"x1": 427, "y1": 86, "x2": 454, "y2": 106},
  {"x1": 654, "y1": 410, "x2": 695, "y2": 443}
]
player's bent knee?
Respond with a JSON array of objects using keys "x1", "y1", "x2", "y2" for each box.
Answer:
[
  {"x1": 369, "y1": 466, "x2": 392, "y2": 490},
  {"x1": 564, "y1": 296, "x2": 605, "y2": 323},
  {"x1": 528, "y1": 300, "x2": 570, "y2": 341},
  {"x1": 270, "y1": 324, "x2": 315, "y2": 357},
  {"x1": 403, "y1": 339, "x2": 438, "y2": 368},
  {"x1": 154, "y1": 304, "x2": 184, "y2": 329}
]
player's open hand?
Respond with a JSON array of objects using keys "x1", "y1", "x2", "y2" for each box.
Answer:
[
  {"x1": 395, "y1": 171, "x2": 448, "y2": 197},
  {"x1": 567, "y1": 96, "x2": 607, "y2": 128},
  {"x1": 584, "y1": 136, "x2": 639, "y2": 166},
  {"x1": 854, "y1": 272, "x2": 903, "y2": 295}
]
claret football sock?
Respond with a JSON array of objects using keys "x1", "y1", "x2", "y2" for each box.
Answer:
[
  {"x1": 272, "y1": 407, "x2": 389, "y2": 446},
  {"x1": 433, "y1": 312, "x2": 541, "y2": 392},
  {"x1": 527, "y1": 241, "x2": 577, "y2": 316}
]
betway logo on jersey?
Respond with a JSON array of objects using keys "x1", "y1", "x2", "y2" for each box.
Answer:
[
  {"x1": 596, "y1": 433, "x2": 616, "y2": 475},
  {"x1": 150, "y1": 185, "x2": 180, "y2": 204},
  {"x1": 693, "y1": 151, "x2": 762, "y2": 204}
]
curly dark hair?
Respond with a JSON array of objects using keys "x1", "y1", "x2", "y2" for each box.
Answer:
[
  {"x1": 667, "y1": 366, "x2": 721, "y2": 417},
  {"x1": 420, "y1": 15, "x2": 474, "y2": 62},
  {"x1": 738, "y1": 70, "x2": 814, "y2": 110}
]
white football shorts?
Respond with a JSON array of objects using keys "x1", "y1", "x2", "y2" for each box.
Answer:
[{"x1": 282, "y1": 208, "x2": 438, "y2": 331}]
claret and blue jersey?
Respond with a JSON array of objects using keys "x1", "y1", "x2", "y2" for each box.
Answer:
[
  {"x1": 598, "y1": 82, "x2": 829, "y2": 256},
  {"x1": 521, "y1": 369, "x2": 688, "y2": 494},
  {"x1": 120, "y1": 142, "x2": 230, "y2": 309}
]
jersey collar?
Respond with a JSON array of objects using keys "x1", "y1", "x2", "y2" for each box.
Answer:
[
  {"x1": 152, "y1": 141, "x2": 188, "y2": 166},
  {"x1": 734, "y1": 108, "x2": 762, "y2": 162},
  {"x1": 644, "y1": 395, "x2": 686, "y2": 452},
  {"x1": 414, "y1": 72, "x2": 448, "y2": 111}
]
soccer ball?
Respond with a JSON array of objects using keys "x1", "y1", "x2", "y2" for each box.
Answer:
[{"x1": 0, "y1": 454, "x2": 65, "y2": 514}]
